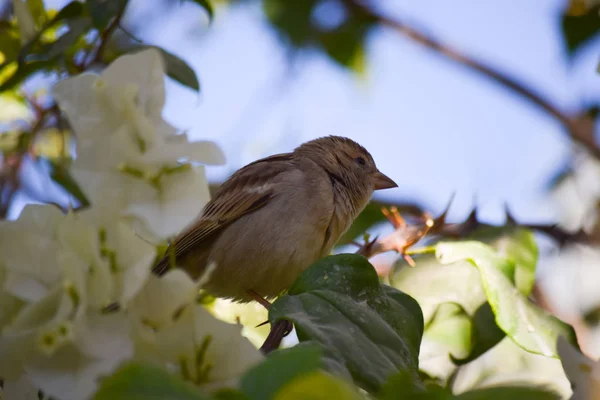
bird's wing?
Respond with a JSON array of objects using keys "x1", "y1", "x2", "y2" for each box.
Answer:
[{"x1": 153, "y1": 153, "x2": 295, "y2": 275}]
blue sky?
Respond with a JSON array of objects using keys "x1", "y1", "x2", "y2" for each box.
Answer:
[{"x1": 29, "y1": 0, "x2": 600, "y2": 226}]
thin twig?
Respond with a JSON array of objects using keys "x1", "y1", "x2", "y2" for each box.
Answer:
[
  {"x1": 344, "y1": 0, "x2": 600, "y2": 159},
  {"x1": 84, "y1": 3, "x2": 129, "y2": 68}
]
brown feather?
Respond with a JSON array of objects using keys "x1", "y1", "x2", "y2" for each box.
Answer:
[{"x1": 152, "y1": 153, "x2": 295, "y2": 276}]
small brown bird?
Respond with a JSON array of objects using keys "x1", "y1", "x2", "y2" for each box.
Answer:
[{"x1": 153, "y1": 136, "x2": 397, "y2": 304}]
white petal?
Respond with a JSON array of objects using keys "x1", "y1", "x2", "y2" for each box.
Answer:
[
  {"x1": 73, "y1": 312, "x2": 133, "y2": 360},
  {"x1": 144, "y1": 135, "x2": 226, "y2": 166},
  {"x1": 15, "y1": 204, "x2": 64, "y2": 235},
  {"x1": 209, "y1": 299, "x2": 269, "y2": 348},
  {"x1": 0, "y1": 268, "x2": 24, "y2": 328},
  {"x1": 128, "y1": 269, "x2": 198, "y2": 329},
  {"x1": 53, "y1": 74, "x2": 113, "y2": 140},
  {"x1": 126, "y1": 165, "x2": 210, "y2": 239},
  {"x1": 2, "y1": 374, "x2": 39, "y2": 400},
  {"x1": 100, "y1": 48, "x2": 166, "y2": 118},
  {"x1": 25, "y1": 343, "x2": 126, "y2": 400},
  {"x1": 192, "y1": 306, "x2": 263, "y2": 390},
  {"x1": 106, "y1": 222, "x2": 155, "y2": 304}
]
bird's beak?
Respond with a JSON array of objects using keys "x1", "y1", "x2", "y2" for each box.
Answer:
[{"x1": 372, "y1": 170, "x2": 398, "y2": 190}]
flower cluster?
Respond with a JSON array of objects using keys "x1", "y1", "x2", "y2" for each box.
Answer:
[{"x1": 0, "y1": 49, "x2": 262, "y2": 400}]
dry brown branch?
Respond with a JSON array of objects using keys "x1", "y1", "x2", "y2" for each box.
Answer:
[{"x1": 343, "y1": 0, "x2": 600, "y2": 159}]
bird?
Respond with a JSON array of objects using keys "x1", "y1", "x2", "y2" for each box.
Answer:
[{"x1": 152, "y1": 135, "x2": 397, "y2": 305}]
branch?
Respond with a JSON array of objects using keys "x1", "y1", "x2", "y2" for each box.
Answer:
[
  {"x1": 344, "y1": 0, "x2": 600, "y2": 159},
  {"x1": 83, "y1": 3, "x2": 129, "y2": 68}
]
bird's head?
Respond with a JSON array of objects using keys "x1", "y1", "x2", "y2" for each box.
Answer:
[{"x1": 294, "y1": 135, "x2": 397, "y2": 193}]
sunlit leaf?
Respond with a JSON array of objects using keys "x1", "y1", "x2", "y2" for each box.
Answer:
[
  {"x1": 0, "y1": 91, "x2": 31, "y2": 123},
  {"x1": 269, "y1": 254, "x2": 424, "y2": 393},
  {"x1": 450, "y1": 302, "x2": 505, "y2": 366},
  {"x1": 274, "y1": 371, "x2": 363, "y2": 400},
  {"x1": 94, "y1": 362, "x2": 212, "y2": 400},
  {"x1": 38, "y1": 17, "x2": 92, "y2": 60},
  {"x1": 240, "y1": 343, "x2": 322, "y2": 400},
  {"x1": 467, "y1": 226, "x2": 538, "y2": 295},
  {"x1": 419, "y1": 302, "x2": 472, "y2": 377},
  {"x1": 26, "y1": 0, "x2": 47, "y2": 28},
  {"x1": 452, "y1": 337, "x2": 571, "y2": 396},
  {"x1": 435, "y1": 241, "x2": 577, "y2": 358},
  {"x1": 0, "y1": 59, "x2": 55, "y2": 92},
  {"x1": 32, "y1": 128, "x2": 72, "y2": 162}
]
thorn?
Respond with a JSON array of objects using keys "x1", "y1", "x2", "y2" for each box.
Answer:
[
  {"x1": 505, "y1": 204, "x2": 517, "y2": 225},
  {"x1": 433, "y1": 194, "x2": 455, "y2": 228},
  {"x1": 403, "y1": 254, "x2": 416, "y2": 267},
  {"x1": 255, "y1": 320, "x2": 269, "y2": 328},
  {"x1": 382, "y1": 206, "x2": 405, "y2": 228},
  {"x1": 247, "y1": 290, "x2": 271, "y2": 310}
]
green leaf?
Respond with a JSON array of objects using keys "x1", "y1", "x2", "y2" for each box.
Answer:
[
  {"x1": 337, "y1": 202, "x2": 388, "y2": 245},
  {"x1": 269, "y1": 254, "x2": 424, "y2": 393},
  {"x1": 37, "y1": 17, "x2": 92, "y2": 60},
  {"x1": 562, "y1": 5, "x2": 600, "y2": 55},
  {"x1": 113, "y1": 45, "x2": 200, "y2": 92},
  {"x1": 455, "y1": 386, "x2": 561, "y2": 400},
  {"x1": 53, "y1": 1, "x2": 86, "y2": 22},
  {"x1": 380, "y1": 372, "x2": 560, "y2": 400},
  {"x1": 16, "y1": 1, "x2": 86, "y2": 64},
  {"x1": 274, "y1": 371, "x2": 363, "y2": 400},
  {"x1": 94, "y1": 362, "x2": 212, "y2": 400},
  {"x1": 49, "y1": 163, "x2": 90, "y2": 207},
  {"x1": 391, "y1": 253, "x2": 486, "y2": 323},
  {"x1": 422, "y1": 303, "x2": 472, "y2": 362},
  {"x1": 0, "y1": 59, "x2": 55, "y2": 92},
  {"x1": 155, "y1": 47, "x2": 200, "y2": 92},
  {"x1": 319, "y1": 17, "x2": 373, "y2": 72},
  {"x1": 450, "y1": 302, "x2": 505, "y2": 365},
  {"x1": 240, "y1": 343, "x2": 322, "y2": 400},
  {"x1": 451, "y1": 337, "x2": 571, "y2": 397},
  {"x1": 263, "y1": 0, "x2": 317, "y2": 47},
  {"x1": 0, "y1": 27, "x2": 22, "y2": 64},
  {"x1": 213, "y1": 389, "x2": 249, "y2": 400},
  {"x1": 185, "y1": 0, "x2": 214, "y2": 21},
  {"x1": 380, "y1": 371, "x2": 451, "y2": 400},
  {"x1": 435, "y1": 241, "x2": 577, "y2": 358},
  {"x1": 85, "y1": 0, "x2": 129, "y2": 29},
  {"x1": 26, "y1": 0, "x2": 47, "y2": 28},
  {"x1": 0, "y1": 130, "x2": 23, "y2": 152},
  {"x1": 468, "y1": 226, "x2": 538, "y2": 295}
]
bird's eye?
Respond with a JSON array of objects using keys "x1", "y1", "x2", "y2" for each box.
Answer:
[{"x1": 354, "y1": 156, "x2": 366, "y2": 166}]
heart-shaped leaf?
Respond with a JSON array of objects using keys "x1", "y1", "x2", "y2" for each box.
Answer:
[{"x1": 268, "y1": 254, "x2": 424, "y2": 393}]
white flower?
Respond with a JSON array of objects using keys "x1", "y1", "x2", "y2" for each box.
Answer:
[
  {"x1": 557, "y1": 336, "x2": 600, "y2": 400},
  {"x1": 52, "y1": 48, "x2": 225, "y2": 239},
  {"x1": 129, "y1": 268, "x2": 263, "y2": 392},
  {"x1": 1, "y1": 374, "x2": 38, "y2": 400},
  {"x1": 133, "y1": 304, "x2": 264, "y2": 392},
  {"x1": 208, "y1": 299, "x2": 270, "y2": 348},
  {"x1": 0, "y1": 204, "x2": 154, "y2": 398}
]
